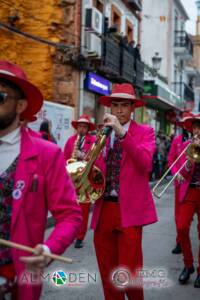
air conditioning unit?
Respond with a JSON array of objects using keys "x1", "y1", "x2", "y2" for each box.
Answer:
[
  {"x1": 85, "y1": 32, "x2": 102, "y2": 57},
  {"x1": 85, "y1": 7, "x2": 103, "y2": 35}
]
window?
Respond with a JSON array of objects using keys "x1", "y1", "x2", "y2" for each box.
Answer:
[
  {"x1": 126, "y1": 19, "x2": 134, "y2": 42},
  {"x1": 93, "y1": 0, "x2": 103, "y2": 13},
  {"x1": 111, "y1": 4, "x2": 121, "y2": 32}
]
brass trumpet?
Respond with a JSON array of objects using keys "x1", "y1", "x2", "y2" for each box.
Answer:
[
  {"x1": 152, "y1": 137, "x2": 200, "y2": 198},
  {"x1": 66, "y1": 127, "x2": 112, "y2": 203}
]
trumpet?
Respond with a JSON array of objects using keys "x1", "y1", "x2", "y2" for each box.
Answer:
[
  {"x1": 66, "y1": 126, "x2": 112, "y2": 203},
  {"x1": 152, "y1": 136, "x2": 200, "y2": 198}
]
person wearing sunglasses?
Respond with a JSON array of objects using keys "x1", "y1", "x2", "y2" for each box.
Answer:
[{"x1": 0, "y1": 61, "x2": 82, "y2": 300}]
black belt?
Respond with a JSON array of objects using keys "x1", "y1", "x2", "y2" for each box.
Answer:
[
  {"x1": 104, "y1": 196, "x2": 119, "y2": 202},
  {"x1": 189, "y1": 183, "x2": 200, "y2": 188}
]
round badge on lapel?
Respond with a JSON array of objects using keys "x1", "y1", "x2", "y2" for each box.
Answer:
[
  {"x1": 12, "y1": 189, "x2": 22, "y2": 200},
  {"x1": 16, "y1": 180, "x2": 25, "y2": 190}
]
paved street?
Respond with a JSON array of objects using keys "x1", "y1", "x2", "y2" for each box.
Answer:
[{"x1": 41, "y1": 185, "x2": 200, "y2": 300}]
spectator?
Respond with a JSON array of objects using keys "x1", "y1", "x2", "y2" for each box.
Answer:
[{"x1": 39, "y1": 119, "x2": 57, "y2": 143}]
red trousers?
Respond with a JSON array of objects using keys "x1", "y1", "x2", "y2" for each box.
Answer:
[
  {"x1": 177, "y1": 188, "x2": 200, "y2": 273},
  {"x1": 94, "y1": 201, "x2": 144, "y2": 300},
  {"x1": 175, "y1": 185, "x2": 181, "y2": 244},
  {"x1": 0, "y1": 263, "x2": 17, "y2": 299},
  {"x1": 76, "y1": 202, "x2": 91, "y2": 241}
]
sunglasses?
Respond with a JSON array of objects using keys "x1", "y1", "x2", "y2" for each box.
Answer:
[{"x1": 0, "y1": 92, "x2": 8, "y2": 104}]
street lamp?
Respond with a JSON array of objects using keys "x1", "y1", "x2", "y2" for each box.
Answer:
[{"x1": 152, "y1": 52, "x2": 162, "y2": 74}]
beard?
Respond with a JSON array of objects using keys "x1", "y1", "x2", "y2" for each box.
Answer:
[{"x1": 0, "y1": 109, "x2": 17, "y2": 130}]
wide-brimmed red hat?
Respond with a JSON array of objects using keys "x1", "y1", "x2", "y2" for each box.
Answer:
[
  {"x1": 176, "y1": 112, "x2": 194, "y2": 127},
  {"x1": 71, "y1": 114, "x2": 96, "y2": 131},
  {"x1": 99, "y1": 83, "x2": 144, "y2": 108},
  {"x1": 20, "y1": 115, "x2": 37, "y2": 122},
  {"x1": 0, "y1": 61, "x2": 43, "y2": 119},
  {"x1": 181, "y1": 114, "x2": 200, "y2": 132}
]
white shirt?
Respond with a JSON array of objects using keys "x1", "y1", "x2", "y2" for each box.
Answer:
[
  {"x1": 109, "y1": 120, "x2": 131, "y2": 196},
  {"x1": 110, "y1": 120, "x2": 131, "y2": 148},
  {"x1": 0, "y1": 127, "x2": 21, "y2": 175}
]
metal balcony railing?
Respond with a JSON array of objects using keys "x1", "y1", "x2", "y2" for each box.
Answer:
[
  {"x1": 134, "y1": 60, "x2": 144, "y2": 89},
  {"x1": 121, "y1": 47, "x2": 135, "y2": 83},
  {"x1": 103, "y1": 35, "x2": 121, "y2": 76},
  {"x1": 172, "y1": 82, "x2": 194, "y2": 102},
  {"x1": 174, "y1": 31, "x2": 193, "y2": 56},
  {"x1": 99, "y1": 33, "x2": 144, "y2": 89}
]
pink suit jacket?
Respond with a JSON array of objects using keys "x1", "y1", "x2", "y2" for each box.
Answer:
[
  {"x1": 10, "y1": 128, "x2": 82, "y2": 300},
  {"x1": 64, "y1": 133, "x2": 96, "y2": 161},
  {"x1": 168, "y1": 136, "x2": 193, "y2": 202},
  {"x1": 178, "y1": 140, "x2": 196, "y2": 203},
  {"x1": 91, "y1": 120, "x2": 158, "y2": 229},
  {"x1": 168, "y1": 134, "x2": 185, "y2": 187}
]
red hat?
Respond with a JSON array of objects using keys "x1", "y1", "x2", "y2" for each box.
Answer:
[
  {"x1": 182, "y1": 114, "x2": 200, "y2": 132},
  {"x1": 98, "y1": 83, "x2": 144, "y2": 108},
  {"x1": 0, "y1": 61, "x2": 43, "y2": 119},
  {"x1": 20, "y1": 115, "x2": 37, "y2": 122},
  {"x1": 176, "y1": 112, "x2": 194, "y2": 127},
  {"x1": 71, "y1": 114, "x2": 96, "y2": 131}
]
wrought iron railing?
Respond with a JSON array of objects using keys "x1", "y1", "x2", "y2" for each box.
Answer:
[
  {"x1": 174, "y1": 31, "x2": 193, "y2": 55},
  {"x1": 172, "y1": 82, "x2": 194, "y2": 102}
]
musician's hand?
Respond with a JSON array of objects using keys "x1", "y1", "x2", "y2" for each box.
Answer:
[
  {"x1": 76, "y1": 150, "x2": 85, "y2": 160},
  {"x1": 103, "y1": 113, "x2": 125, "y2": 138},
  {"x1": 19, "y1": 244, "x2": 51, "y2": 273},
  {"x1": 193, "y1": 135, "x2": 200, "y2": 145},
  {"x1": 185, "y1": 157, "x2": 194, "y2": 171},
  {"x1": 176, "y1": 174, "x2": 185, "y2": 183}
]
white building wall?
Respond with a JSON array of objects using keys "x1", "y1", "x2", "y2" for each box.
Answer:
[
  {"x1": 171, "y1": 0, "x2": 188, "y2": 85},
  {"x1": 142, "y1": 0, "x2": 189, "y2": 87},
  {"x1": 141, "y1": 0, "x2": 169, "y2": 79}
]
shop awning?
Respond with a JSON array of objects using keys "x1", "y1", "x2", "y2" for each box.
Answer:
[{"x1": 142, "y1": 80, "x2": 184, "y2": 111}]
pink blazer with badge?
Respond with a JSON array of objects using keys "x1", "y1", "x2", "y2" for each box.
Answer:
[
  {"x1": 91, "y1": 120, "x2": 158, "y2": 229},
  {"x1": 11, "y1": 128, "x2": 82, "y2": 300},
  {"x1": 64, "y1": 133, "x2": 96, "y2": 161}
]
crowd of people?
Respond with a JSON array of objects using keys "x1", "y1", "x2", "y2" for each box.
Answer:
[{"x1": 1, "y1": 60, "x2": 200, "y2": 300}]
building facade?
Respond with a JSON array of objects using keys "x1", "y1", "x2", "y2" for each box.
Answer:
[
  {"x1": 80, "y1": 0, "x2": 144, "y2": 124},
  {"x1": 141, "y1": 0, "x2": 194, "y2": 134}
]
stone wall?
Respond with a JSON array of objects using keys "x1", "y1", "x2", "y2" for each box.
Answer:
[{"x1": 0, "y1": 0, "x2": 81, "y2": 108}]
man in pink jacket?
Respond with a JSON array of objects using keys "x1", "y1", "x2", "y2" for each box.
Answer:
[
  {"x1": 0, "y1": 61, "x2": 82, "y2": 300},
  {"x1": 176, "y1": 114, "x2": 200, "y2": 288},
  {"x1": 168, "y1": 112, "x2": 192, "y2": 254},
  {"x1": 64, "y1": 114, "x2": 96, "y2": 249},
  {"x1": 91, "y1": 83, "x2": 158, "y2": 300}
]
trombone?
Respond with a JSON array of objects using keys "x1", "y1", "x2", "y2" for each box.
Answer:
[{"x1": 152, "y1": 137, "x2": 200, "y2": 198}]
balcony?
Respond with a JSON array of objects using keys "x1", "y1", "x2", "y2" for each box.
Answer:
[
  {"x1": 172, "y1": 82, "x2": 194, "y2": 103},
  {"x1": 121, "y1": 47, "x2": 135, "y2": 83},
  {"x1": 134, "y1": 60, "x2": 144, "y2": 89},
  {"x1": 174, "y1": 31, "x2": 193, "y2": 58},
  {"x1": 101, "y1": 35, "x2": 121, "y2": 76},
  {"x1": 98, "y1": 33, "x2": 144, "y2": 89},
  {"x1": 127, "y1": 0, "x2": 142, "y2": 11}
]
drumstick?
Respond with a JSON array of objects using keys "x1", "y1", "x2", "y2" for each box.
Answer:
[{"x1": 0, "y1": 238, "x2": 75, "y2": 264}]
